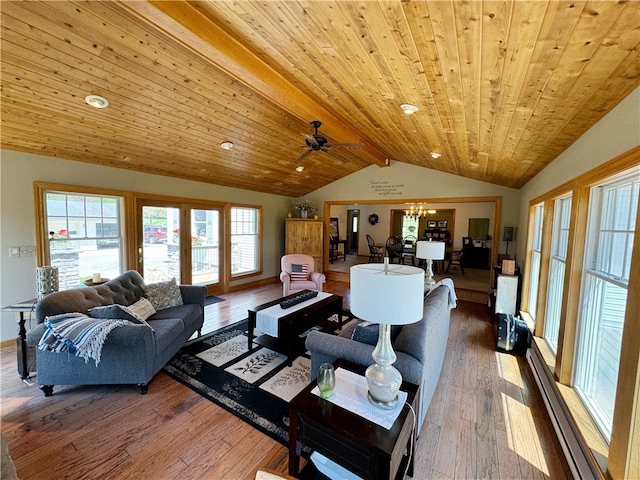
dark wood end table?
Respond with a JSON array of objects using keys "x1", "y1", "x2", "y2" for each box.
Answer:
[
  {"x1": 289, "y1": 359, "x2": 418, "y2": 480},
  {"x1": 247, "y1": 292, "x2": 343, "y2": 365},
  {"x1": 2, "y1": 299, "x2": 38, "y2": 381}
]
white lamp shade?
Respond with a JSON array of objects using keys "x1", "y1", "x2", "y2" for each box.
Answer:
[
  {"x1": 416, "y1": 241, "x2": 446, "y2": 260},
  {"x1": 350, "y1": 263, "x2": 424, "y2": 325}
]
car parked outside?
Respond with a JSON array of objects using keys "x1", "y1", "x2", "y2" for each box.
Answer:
[{"x1": 144, "y1": 226, "x2": 167, "y2": 244}]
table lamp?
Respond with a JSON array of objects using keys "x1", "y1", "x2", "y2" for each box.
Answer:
[
  {"x1": 350, "y1": 258, "x2": 424, "y2": 409},
  {"x1": 416, "y1": 240, "x2": 446, "y2": 289},
  {"x1": 36, "y1": 266, "x2": 59, "y2": 301}
]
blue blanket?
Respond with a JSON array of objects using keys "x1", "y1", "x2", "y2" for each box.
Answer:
[{"x1": 38, "y1": 312, "x2": 130, "y2": 365}]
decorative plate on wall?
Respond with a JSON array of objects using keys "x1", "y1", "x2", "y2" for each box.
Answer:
[{"x1": 368, "y1": 214, "x2": 379, "y2": 225}]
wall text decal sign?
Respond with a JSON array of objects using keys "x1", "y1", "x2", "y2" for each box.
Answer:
[{"x1": 367, "y1": 179, "x2": 404, "y2": 197}]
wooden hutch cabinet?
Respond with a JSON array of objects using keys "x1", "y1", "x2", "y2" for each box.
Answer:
[{"x1": 285, "y1": 218, "x2": 323, "y2": 272}]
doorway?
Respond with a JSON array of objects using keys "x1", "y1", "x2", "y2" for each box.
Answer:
[
  {"x1": 347, "y1": 209, "x2": 359, "y2": 254},
  {"x1": 326, "y1": 197, "x2": 501, "y2": 293}
]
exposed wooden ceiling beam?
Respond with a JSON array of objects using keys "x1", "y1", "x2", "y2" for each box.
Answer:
[{"x1": 117, "y1": 0, "x2": 390, "y2": 168}]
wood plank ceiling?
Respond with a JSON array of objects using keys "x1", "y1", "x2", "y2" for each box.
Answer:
[{"x1": 1, "y1": 1, "x2": 638, "y2": 197}]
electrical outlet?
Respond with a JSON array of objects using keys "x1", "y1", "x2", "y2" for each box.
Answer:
[
  {"x1": 19, "y1": 246, "x2": 36, "y2": 256},
  {"x1": 9, "y1": 247, "x2": 20, "y2": 258}
]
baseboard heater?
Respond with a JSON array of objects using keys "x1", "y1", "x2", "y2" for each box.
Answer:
[{"x1": 526, "y1": 346, "x2": 601, "y2": 479}]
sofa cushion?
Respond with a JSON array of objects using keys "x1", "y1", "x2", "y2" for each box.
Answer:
[
  {"x1": 146, "y1": 318, "x2": 185, "y2": 355},
  {"x1": 351, "y1": 322, "x2": 402, "y2": 346},
  {"x1": 394, "y1": 285, "x2": 449, "y2": 365},
  {"x1": 149, "y1": 304, "x2": 202, "y2": 333},
  {"x1": 143, "y1": 278, "x2": 183, "y2": 310}
]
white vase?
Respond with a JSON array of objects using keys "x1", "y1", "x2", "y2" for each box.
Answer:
[{"x1": 301, "y1": 209, "x2": 308, "y2": 218}]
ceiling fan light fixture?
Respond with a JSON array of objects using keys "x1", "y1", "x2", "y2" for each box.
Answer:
[
  {"x1": 85, "y1": 94, "x2": 109, "y2": 109},
  {"x1": 430, "y1": 151, "x2": 442, "y2": 159},
  {"x1": 295, "y1": 166, "x2": 304, "y2": 172},
  {"x1": 220, "y1": 141, "x2": 234, "y2": 150},
  {"x1": 400, "y1": 103, "x2": 418, "y2": 115}
]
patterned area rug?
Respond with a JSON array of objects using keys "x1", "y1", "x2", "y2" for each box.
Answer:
[{"x1": 163, "y1": 319, "x2": 317, "y2": 446}]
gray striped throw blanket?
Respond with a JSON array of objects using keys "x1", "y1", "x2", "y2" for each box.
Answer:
[{"x1": 38, "y1": 312, "x2": 130, "y2": 365}]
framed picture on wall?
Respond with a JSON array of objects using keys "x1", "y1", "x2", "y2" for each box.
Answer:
[
  {"x1": 329, "y1": 217, "x2": 339, "y2": 240},
  {"x1": 427, "y1": 220, "x2": 437, "y2": 228},
  {"x1": 437, "y1": 220, "x2": 448, "y2": 228}
]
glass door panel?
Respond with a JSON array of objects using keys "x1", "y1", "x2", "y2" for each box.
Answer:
[
  {"x1": 141, "y1": 205, "x2": 180, "y2": 283},
  {"x1": 191, "y1": 208, "x2": 221, "y2": 286}
]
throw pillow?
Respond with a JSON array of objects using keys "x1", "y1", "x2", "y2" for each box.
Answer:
[
  {"x1": 351, "y1": 321, "x2": 403, "y2": 346},
  {"x1": 88, "y1": 298, "x2": 155, "y2": 328},
  {"x1": 126, "y1": 297, "x2": 156, "y2": 321},
  {"x1": 290, "y1": 263, "x2": 309, "y2": 281},
  {"x1": 143, "y1": 278, "x2": 183, "y2": 310}
]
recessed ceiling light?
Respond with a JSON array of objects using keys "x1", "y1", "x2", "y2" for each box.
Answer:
[
  {"x1": 85, "y1": 95, "x2": 109, "y2": 109},
  {"x1": 400, "y1": 103, "x2": 418, "y2": 115},
  {"x1": 296, "y1": 166, "x2": 305, "y2": 172},
  {"x1": 430, "y1": 151, "x2": 442, "y2": 159},
  {"x1": 220, "y1": 141, "x2": 234, "y2": 150}
]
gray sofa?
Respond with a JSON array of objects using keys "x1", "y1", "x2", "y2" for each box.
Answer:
[
  {"x1": 305, "y1": 284, "x2": 453, "y2": 436},
  {"x1": 26, "y1": 270, "x2": 206, "y2": 397}
]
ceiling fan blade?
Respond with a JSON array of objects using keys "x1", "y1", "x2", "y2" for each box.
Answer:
[
  {"x1": 325, "y1": 142, "x2": 364, "y2": 149},
  {"x1": 294, "y1": 149, "x2": 313, "y2": 163},
  {"x1": 301, "y1": 133, "x2": 319, "y2": 146},
  {"x1": 324, "y1": 149, "x2": 351, "y2": 163}
]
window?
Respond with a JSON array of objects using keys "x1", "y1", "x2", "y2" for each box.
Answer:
[
  {"x1": 45, "y1": 191, "x2": 124, "y2": 289},
  {"x1": 402, "y1": 216, "x2": 419, "y2": 239},
  {"x1": 230, "y1": 207, "x2": 259, "y2": 276},
  {"x1": 574, "y1": 172, "x2": 638, "y2": 441},
  {"x1": 527, "y1": 204, "x2": 544, "y2": 319},
  {"x1": 543, "y1": 195, "x2": 572, "y2": 353}
]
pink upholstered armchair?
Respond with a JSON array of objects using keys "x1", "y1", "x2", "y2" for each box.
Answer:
[{"x1": 280, "y1": 254, "x2": 326, "y2": 296}]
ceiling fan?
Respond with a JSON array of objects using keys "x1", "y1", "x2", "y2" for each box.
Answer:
[{"x1": 294, "y1": 120, "x2": 364, "y2": 163}]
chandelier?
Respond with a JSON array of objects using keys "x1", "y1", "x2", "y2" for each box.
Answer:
[{"x1": 404, "y1": 205, "x2": 437, "y2": 219}]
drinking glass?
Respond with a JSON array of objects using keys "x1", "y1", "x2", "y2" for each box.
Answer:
[{"x1": 317, "y1": 363, "x2": 335, "y2": 399}]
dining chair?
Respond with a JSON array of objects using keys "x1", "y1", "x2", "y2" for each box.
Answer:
[
  {"x1": 385, "y1": 235, "x2": 404, "y2": 264},
  {"x1": 366, "y1": 234, "x2": 383, "y2": 263}
]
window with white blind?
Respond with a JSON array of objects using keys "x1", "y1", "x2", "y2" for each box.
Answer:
[
  {"x1": 543, "y1": 195, "x2": 572, "y2": 354},
  {"x1": 527, "y1": 204, "x2": 544, "y2": 319},
  {"x1": 574, "y1": 171, "x2": 638, "y2": 441},
  {"x1": 230, "y1": 207, "x2": 259, "y2": 276}
]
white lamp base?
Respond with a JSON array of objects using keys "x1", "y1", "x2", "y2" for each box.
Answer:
[
  {"x1": 365, "y1": 323, "x2": 402, "y2": 409},
  {"x1": 367, "y1": 386, "x2": 400, "y2": 409}
]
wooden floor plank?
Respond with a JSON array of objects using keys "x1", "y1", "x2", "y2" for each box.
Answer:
[
  {"x1": 476, "y1": 386, "x2": 499, "y2": 479},
  {"x1": 0, "y1": 279, "x2": 570, "y2": 479}
]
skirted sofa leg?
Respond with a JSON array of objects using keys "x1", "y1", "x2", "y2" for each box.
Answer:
[{"x1": 138, "y1": 383, "x2": 148, "y2": 395}]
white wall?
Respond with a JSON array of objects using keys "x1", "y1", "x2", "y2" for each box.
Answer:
[
  {"x1": 311, "y1": 161, "x2": 521, "y2": 255},
  {"x1": 517, "y1": 87, "x2": 640, "y2": 262},
  {"x1": 0, "y1": 150, "x2": 291, "y2": 341}
]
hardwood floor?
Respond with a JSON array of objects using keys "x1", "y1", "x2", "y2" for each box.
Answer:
[{"x1": 0, "y1": 280, "x2": 570, "y2": 479}]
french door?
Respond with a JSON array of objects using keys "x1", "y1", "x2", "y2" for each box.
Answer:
[{"x1": 138, "y1": 200, "x2": 223, "y2": 291}]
